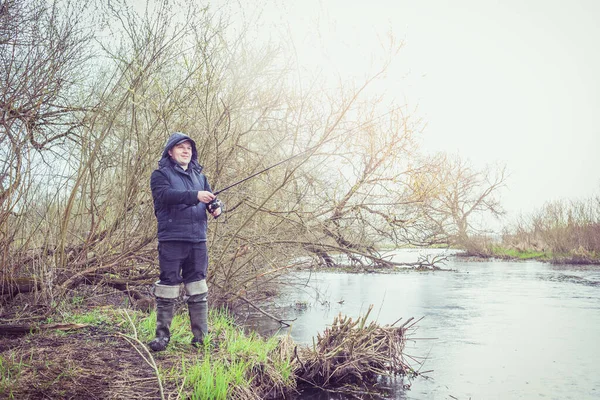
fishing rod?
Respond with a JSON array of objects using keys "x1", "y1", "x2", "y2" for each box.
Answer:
[{"x1": 207, "y1": 148, "x2": 312, "y2": 216}]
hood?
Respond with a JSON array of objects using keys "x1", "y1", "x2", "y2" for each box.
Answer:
[{"x1": 159, "y1": 132, "x2": 202, "y2": 170}]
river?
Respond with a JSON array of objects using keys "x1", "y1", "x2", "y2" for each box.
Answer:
[{"x1": 248, "y1": 249, "x2": 600, "y2": 399}]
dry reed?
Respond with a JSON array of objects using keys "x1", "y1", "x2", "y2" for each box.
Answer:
[{"x1": 295, "y1": 305, "x2": 416, "y2": 388}]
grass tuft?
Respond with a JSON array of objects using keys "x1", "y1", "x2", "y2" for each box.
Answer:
[
  {"x1": 64, "y1": 308, "x2": 113, "y2": 325},
  {"x1": 0, "y1": 354, "x2": 27, "y2": 400},
  {"x1": 172, "y1": 309, "x2": 294, "y2": 399}
]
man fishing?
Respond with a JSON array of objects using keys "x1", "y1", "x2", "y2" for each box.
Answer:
[{"x1": 148, "y1": 132, "x2": 222, "y2": 351}]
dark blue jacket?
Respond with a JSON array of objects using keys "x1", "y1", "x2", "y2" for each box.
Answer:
[{"x1": 151, "y1": 132, "x2": 212, "y2": 242}]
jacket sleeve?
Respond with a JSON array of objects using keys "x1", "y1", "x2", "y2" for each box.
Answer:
[{"x1": 151, "y1": 170, "x2": 199, "y2": 205}]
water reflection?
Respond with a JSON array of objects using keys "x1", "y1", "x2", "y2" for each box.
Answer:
[{"x1": 246, "y1": 250, "x2": 600, "y2": 399}]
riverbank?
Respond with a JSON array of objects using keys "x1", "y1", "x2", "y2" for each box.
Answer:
[
  {"x1": 0, "y1": 306, "x2": 292, "y2": 399},
  {"x1": 274, "y1": 258, "x2": 600, "y2": 399},
  {"x1": 0, "y1": 299, "x2": 414, "y2": 399},
  {"x1": 455, "y1": 246, "x2": 600, "y2": 265}
]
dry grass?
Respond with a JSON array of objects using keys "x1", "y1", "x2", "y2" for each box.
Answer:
[{"x1": 295, "y1": 305, "x2": 417, "y2": 389}]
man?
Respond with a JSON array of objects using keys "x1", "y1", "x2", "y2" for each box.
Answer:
[{"x1": 148, "y1": 132, "x2": 222, "y2": 351}]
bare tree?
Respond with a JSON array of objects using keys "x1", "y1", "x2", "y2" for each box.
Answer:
[
  {"x1": 0, "y1": 0, "x2": 94, "y2": 289},
  {"x1": 295, "y1": 103, "x2": 426, "y2": 267},
  {"x1": 0, "y1": 0, "x2": 517, "y2": 314},
  {"x1": 410, "y1": 154, "x2": 506, "y2": 251}
]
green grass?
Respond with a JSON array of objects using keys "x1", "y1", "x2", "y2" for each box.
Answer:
[
  {"x1": 65, "y1": 306, "x2": 295, "y2": 398},
  {"x1": 136, "y1": 310, "x2": 195, "y2": 350},
  {"x1": 64, "y1": 308, "x2": 113, "y2": 325},
  {"x1": 183, "y1": 355, "x2": 250, "y2": 400},
  {"x1": 491, "y1": 246, "x2": 550, "y2": 260},
  {"x1": 170, "y1": 310, "x2": 294, "y2": 399},
  {"x1": 0, "y1": 353, "x2": 28, "y2": 400}
]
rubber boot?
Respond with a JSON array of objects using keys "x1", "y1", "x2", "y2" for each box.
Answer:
[
  {"x1": 148, "y1": 282, "x2": 180, "y2": 352},
  {"x1": 148, "y1": 298, "x2": 176, "y2": 351},
  {"x1": 188, "y1": 292, "x2": 208, "y2": 347},
  {"x1": 185, "y1": 280, "x2": 209, "y2": 347}
]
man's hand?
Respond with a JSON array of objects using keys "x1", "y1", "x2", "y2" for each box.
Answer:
[
  {"x1": 197, "y1": 191, "x2": 215, "y2": 203},
  {"x1": 210, "y1": 207, "x2": 222, "y2": 218}
]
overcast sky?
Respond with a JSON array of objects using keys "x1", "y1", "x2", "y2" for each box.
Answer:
[{"x1": 220, "y1": 0, "x2": 600, "y2": 219}]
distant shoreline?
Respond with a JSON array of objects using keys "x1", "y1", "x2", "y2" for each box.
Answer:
[{"x1": 454, "y1": 248, "x2": 600, "y2": 266}]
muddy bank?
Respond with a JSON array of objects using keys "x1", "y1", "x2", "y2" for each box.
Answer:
[{"x1": 0, "y1": 328, "x2": 165, "y2": 399}]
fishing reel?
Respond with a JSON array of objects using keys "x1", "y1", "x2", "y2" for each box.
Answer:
[{"x1": 207, "y1": 198, "x2": 224, "y2": 218}]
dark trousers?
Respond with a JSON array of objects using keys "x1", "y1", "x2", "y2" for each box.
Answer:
[{"x1": 158, "y1": 241, "x2": 208, "y2": 285}]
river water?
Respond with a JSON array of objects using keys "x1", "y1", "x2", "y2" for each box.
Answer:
[{"x1": 250, "y1": 249, "x2": 600, "y2": 399}]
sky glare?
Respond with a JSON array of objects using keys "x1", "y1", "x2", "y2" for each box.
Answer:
[{"x1": 227, "y1": 0, "x2": 600, "y2": 220}]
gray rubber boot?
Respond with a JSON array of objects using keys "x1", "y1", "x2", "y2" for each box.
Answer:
[
  {"x1": 188, "y1": 292, "x2": 208, "y2": 347},
  {"x1": 148, "y1": 298, "x2": 176, "y2": 351},
  {"x1": 148, "y1": 282, "x2": 180, "y2": 352}
]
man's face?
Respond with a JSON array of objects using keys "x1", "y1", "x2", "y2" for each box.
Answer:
[{"x1": 168, "y1": 141, "x2": 192, "y2": 168}]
